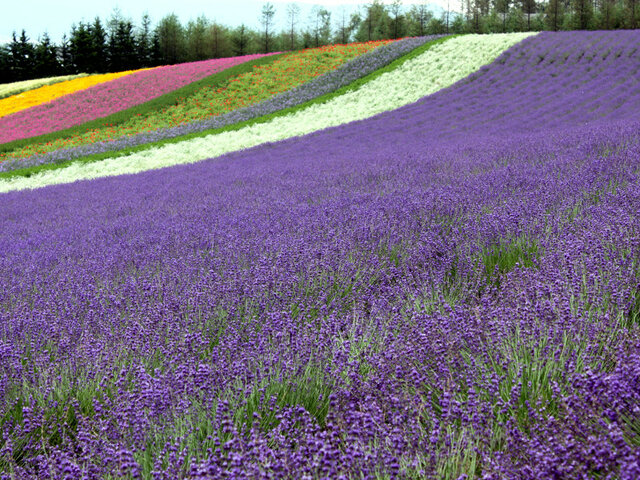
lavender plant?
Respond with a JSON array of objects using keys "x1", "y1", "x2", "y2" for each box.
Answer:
[{"x1": 0, "y1": 31, "x2": 640, "y2": 479}]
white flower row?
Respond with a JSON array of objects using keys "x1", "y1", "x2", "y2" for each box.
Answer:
[{"x1": 0, "y1": 33, "x2": 535, "y2": 193}]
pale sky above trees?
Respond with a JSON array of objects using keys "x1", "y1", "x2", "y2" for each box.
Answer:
[{"x1": 1, "y1": 0, "x2": 445, "y2": 45}]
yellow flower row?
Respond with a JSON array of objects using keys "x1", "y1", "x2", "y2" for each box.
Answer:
[
  {"x1": 0, "y1": 68, "x2": 152, "y2": 119},
  {"x1": 0, "y1": 73, "x2": 89, "y2": 100}
]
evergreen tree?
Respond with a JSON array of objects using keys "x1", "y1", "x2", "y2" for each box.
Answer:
[
  {"x1": 627, "y1": 0, "x2": 638, "y2": 28},
  {"x1": 310, "y1": 6, "x2": 332, "y2": 47},
  {"x1": 9, "y1": 30, "x2": 36, "y2": 80},
  {"x1": 334, "y1": 8, "x2": 360, "y2": 44},
  {"x1": 34, "y1": 33, "x2": 60, "y2": 78},
  {"x1": 451, "y1": 12, "x2": 466, "y2": 32},
  {"x1": 356, "y1": 1, "x2": 390, "y2": 41},
  {"x1": 58, "y1": 34, "x2": 73, "y2": 74},
  {"x1": 150, "y1": 30, "x2": 163, "y2": 66},
  {"x1": 0, "y1": 45, "x2": 11, "y2": 83},
  {"x1": 186, "y1": 15, "x2": 209, "y2": 61},
  {"x1": 209, "y1": 23, "x2": 231, "y2": 59},
  {"x1": 155, "y1": 13, "x2": 185, "y2": 65},
  {"x1": 137, "y1": 14, "x2": 153, "y2": 67},
  {"x1": 428, "y1": 16, "x2": 447, "y2": 33},
  {"x1": 69, "y1": 22, "x2": 93, "y2": 73},
  {"x1": 107, "y1": 9, "x2": 138, "y2": 71},
  {"x1": 546, "y1": 0, "x2": 564, "y2": 30},
  {"x1": 90, "y1": 17, "x2": 108, "y2": 72},
  {"x1": 232, "y1": 24, "x2": 249, "y2": 56},
  {"x1": 495, "y1": 0, "x2": 510, "y2": 31},
  {"x1": 573, "y1": 0, "x2": 594, "y2": 28}
]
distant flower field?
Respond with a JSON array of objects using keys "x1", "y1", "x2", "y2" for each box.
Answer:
[
  {"x1": 0, "y1": 40, "x2": 392, "y2": 160},
  {"x1": 0, "y1": 54, "x2": 275, "y2": 143},
  {"x1": 0, "y1": 37, "x2": 428, "y2": 169},
  {"x1": 0, "y1": 34, "x2": 529, "y2": 190},
  {"x1": 0, "y1": 68, "x2": 146, "y2": 119},
  {"x1": 1, "y1": 32, "x2": 640, "y2": 479}
]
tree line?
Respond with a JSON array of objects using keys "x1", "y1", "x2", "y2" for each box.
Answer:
[{"x1": 1, "y1": 0, "x2": 638, "y2": 84}]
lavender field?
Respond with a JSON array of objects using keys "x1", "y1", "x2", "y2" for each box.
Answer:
[{"x1": 1, "y1": 31, "x2": 640, "y2": 479}]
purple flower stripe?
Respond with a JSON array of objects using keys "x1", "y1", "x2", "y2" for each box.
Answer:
[
  {"x1": 0, "y1": 53, "x2": 272, "y2": 143},
  {"x1": 1, "y1": 31, "x2": 640, "y2": 478}
]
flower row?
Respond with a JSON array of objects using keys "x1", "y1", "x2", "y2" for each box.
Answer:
[
  {"x1": 0, "y1": 73, "x2": 89, "y2": 100},
  {"x1": 0, "y1": 54, "x2": 272, "y2": 143},
  {"x1": 2, "y1": 41, "x2": 392, "y2": 160},
  {"x1": 0, "y1": 69, "x2": 147, "y2": 119},
  {"x1": 1, "y1": 31, "x2": 639, "y2": 478},
  {"x1": 0, "y1": 33, "x2": 532, "y2": 191}
]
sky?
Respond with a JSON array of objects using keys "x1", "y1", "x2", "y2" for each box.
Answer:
[{"x1": 1, "y1": 0, "x2": 447, "y2": 45}]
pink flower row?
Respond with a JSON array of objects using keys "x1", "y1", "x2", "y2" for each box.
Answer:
[{"x1": 0, "y1": 54, "x2": 272, "y2": 144}]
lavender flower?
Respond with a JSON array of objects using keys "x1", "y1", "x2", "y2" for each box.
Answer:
[{"x1": 0, "y1": 31, "x2": 639, "y2": 479}]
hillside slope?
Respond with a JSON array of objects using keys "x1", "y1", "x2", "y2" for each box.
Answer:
[
  {"x1": 1, "y1": 31, "x2": 639, "y2": 479},
  {"x1": 0, "y1": 33, "x2": 531, "y2": 191}
]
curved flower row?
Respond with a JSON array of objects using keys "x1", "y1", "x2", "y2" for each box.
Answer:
[
  {"x1": 1, "y1": 32, "x2": 640, "y2": 478},
  {"x1": 3, "y1": 40, "x2": 394, "y2": 162},
  {"x1": 0, "y1": 33, "x2": 532, "y2": 191},
  {"x1": 0, "y1": 69, "x2": 148, "y2": 119},
  {"x1": 0, "y1": 36, "x2": 441, "y2": 174},
  {"x1": 0, "y1": 54, "x2": 272, "y2": 143},
  {"x1": 0, "y1": 73, "x2": 89, "y2": 100}
]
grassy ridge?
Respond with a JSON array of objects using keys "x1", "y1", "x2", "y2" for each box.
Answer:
[
  {"x1": 0, "y1": 54, "x2": 284, "y2": 155},
  {"x1": 0, "y1": 36, "x2": 453, "y2": 182}
]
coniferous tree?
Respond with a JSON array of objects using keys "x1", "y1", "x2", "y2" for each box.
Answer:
[
  {"x1": 69, "y1": 23, "x2": 93, "y2": 73},
  {"x1": 468, "y1": 0, "x2": 482, "y2": 32},
  {"x1": 58, "y1": 34, "x2": 73, "y2": 74},
  {"x1": 186, "y1": 15, "x2": 209, "y2": 61},
  {"x1": 90, "y1": 18, "x2": 108, "y2": 72},
  {"x1": 209, "y1": 23, "x2": 230, "y2": 58},
  {"x1": 155, "y1": 13, "x2": 186, "y2": 65},
  {"x1": 451, "y1": 11, "x2": 466, "y2": 31},
  {"x1": 444, "y1": 0, "x2": 453, "y2": 33},
  {"x1": 546, "y1": 0, "x2": 564, "y2": 29},
  {"x1": 9, "y1": 30, "x2": 36, "y2": 80},
  {"x1": 309, "y1": 6, "x2": 332, "y2": 47},
  {"x1": 150, "y1": 30, "x2": 163, "y2": 66},
  {"x1": 34, "y1": 33, "x2": 60, "y2": 78},
  {"x1": 334, "y1": 8, "x2": 359, "y2": 44},
  {"x1": 495, "y1": 0, "x2": 510, "y2": 31},
  {"x1": 107, "y1": 10, "x2": 138, "y2": 71},
  {"x1": 232, "y1": 24, "x2": 249, "y2": 56},
  {"x1": 356, "y1": 1, "x2": 390, "y2": 41},
  {"x1": 627, "y1": 0, "x2": 638, "y2": 28},
  {"x1": 595, "y1": 0, "x2": 614, "y2": 28},
  {"x1": 137, "y1": 14, "x2": 153, "y2": 67},
  {"x1": 0, "y1": 45, "x2": 11, "y2": 83},
  {"x1": 428, "y1": 16, "x2": 447, "y2": 33}
]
